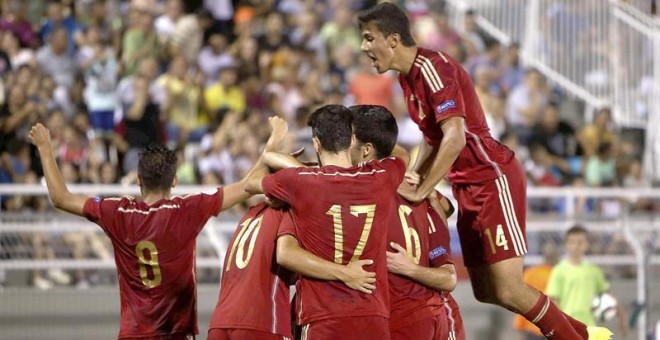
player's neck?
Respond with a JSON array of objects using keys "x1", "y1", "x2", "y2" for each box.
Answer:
[
  {"x1": 394, "y1": 45, "x2": 419, "y2": 76},
  {"x1": 319, "y1": 151, "x2": 352, "y2": 168},
  {"x1": 142, "y1": 190, "x2": 171, "y2": 205}
]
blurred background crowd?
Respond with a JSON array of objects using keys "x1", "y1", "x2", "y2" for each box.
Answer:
[{"x1": 0, "y1": 0, "x2": 657, "y2": 288}]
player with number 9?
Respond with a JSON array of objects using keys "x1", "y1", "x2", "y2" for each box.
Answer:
[{"x1": 28, "y1": 122, "x2": 278, "y2": 339}]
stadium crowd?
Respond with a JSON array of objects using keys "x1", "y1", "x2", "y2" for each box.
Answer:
[{"x1": 0, "y1": 0, "x2": 656, "y2": 289}]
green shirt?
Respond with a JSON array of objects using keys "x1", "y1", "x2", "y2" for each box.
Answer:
[{"x1": 546, "y1": 259, "x2": 610, "y2": 326}]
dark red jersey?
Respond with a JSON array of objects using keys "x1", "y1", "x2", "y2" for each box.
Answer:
[
  {"x1": 399, "y1": 47, "x2": 515, "y2": 184},
  {"x1": 83, "y1": 189, "x2": 224, "y2": 339},
  {"x1": 388, "y1": 196, "x2": 454, "y2": 331},
  {"x1": 209, "y1": 203, "x2": 294, "y2": 338},
  {"x1": 264, "y1": 157, "x2": 405, "y2": 324}
]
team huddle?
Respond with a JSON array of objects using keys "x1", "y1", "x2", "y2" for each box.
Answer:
[{"x1": 29, "y1": 3, "x2": 613, "y2": 340}]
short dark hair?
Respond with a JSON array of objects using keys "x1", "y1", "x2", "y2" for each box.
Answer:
[
  {"x1": 138, "y1": 144, "x2": 177, "y2": 191},
  {"x1": 307, "y1": 105, "x2": 353, "y2": 153},
  {"x1": 358, "y1": 2, "x2": 416, "y2": 47},
  {"x1": 566, "y1": 225, "x2": 588, "y2": 238},
  {"x1": 349, "y1": 105, "x2": 398, "y2": 159}
]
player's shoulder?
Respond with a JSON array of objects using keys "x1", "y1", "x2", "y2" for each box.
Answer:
[
  {"x1": 363, "y1": 156, "x2": 404, "y2": 167},
  {"x1": 94, "y1": 195, "x2": 135, "y2": 206},
  {"x1": 170, "y1": 192, "x2": 204, "y2": 203},
  {"x1": 416, "y1": 47, "x2": 454, "y2": 68}
]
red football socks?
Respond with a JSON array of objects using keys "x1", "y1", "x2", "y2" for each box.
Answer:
[{"x1": 523, "y1": 293, "x2": 587, "y2": 340}]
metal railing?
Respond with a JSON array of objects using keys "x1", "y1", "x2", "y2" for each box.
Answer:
[{"x1": 0, "y1": 184, "x2": 658, "y2": 338}]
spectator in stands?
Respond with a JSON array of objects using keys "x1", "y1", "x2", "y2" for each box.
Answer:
[
  {"x1": 79, "y1": 0, "x2": 121, "y2": 52},
  {"x1": 526, "y1": 144, "x2": 563, "y2": 187},
  {"x1": 203, "y1": 0, "x2": 235, "y2": 38},
  {"x1": 1, "y1": 31, "x2": 36, "y2": 69},
  {"x1": 204, "y1": 64, "x2": 246, "y2": 119},
  {"x1": 584, "y1": 143, "x2": 617, "y2": 187},
  {"x1": 578, "y1": 108, "x2": 618, "y2": 159},
  {"x1": 506, "y1": 68, "x2": 551, "y2": 144},
  {"x1": 530, "y1": 103, "x2": 582, "y2": 180},
  {"x1": 349, "y1": 54, "x2": 395, "y2": 111},
  {"x1": 319, "y1": 6, "x2": 361, "y2": 54},
  {"x1": 157, "y1": 56, "x2": 205, "y2": 144},
  {"x1": 170, "y1": 8, "x2": 215, "y2": 64},
  {"x1": 197, "y1": 111, "x2": 240, "y2": 184},
  {"x1": 468, "y1": 39, "x2": 503, "y2": 92},
  {"x1": 121, "y1": 8, "x2": 161, "y2": 77},
  {"x1": 0, "y1": 84, "x2": 38, "y2": 154},
  {"x1": 58, "y1": 126, "x2": 88, "y2": 167},
  {"x1": 198, "y1": 33, "x2": 235, "y2": 86},
  {"x1": 78, "y1": 26, "x2": 118, "y2": 140},
  {"x1": 37, "y1": 27, "x2": 76, "y2": 89},
  {"x1": 484, "y1": 93, "x2": 508, "y2": 141},
  {"x1": 154, "y1": 0, "x2": 184, "y2": 46},
  {"x1": 115, "y1": 57, "x2": 166, "y2": 124},
  {"x1": 290, "y1": 11, "x2": 326, "y2": 62},
  {"x1": 265, "y1": 65, "x2": 304, "y2": 123},
  {"x1": 500, "y1": 42, "x2": 525, "y2": 94},
  {"x1": 39, "y1": 1, "x2": 81, "y2": 54},
  {"x1": 114, "y1": 76, "x2": 164, "y2": 173},
  {"x1": 175, "y1": 146, "x2": 196, "y2": 185},
  {"x1": 0, "y1": 1, "x2": 39, "y2": 49},
  {"x1": 460, "y1": 9, "x2": 489, "y2": 55}
]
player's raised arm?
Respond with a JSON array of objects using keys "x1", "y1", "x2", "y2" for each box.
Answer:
[
  {"x1": 262, "y1": 150, "x2": 304, "y2": 170},
  {"x1": 276, "y1": 235, "x2": 377, "y2": 294},
  {"x1": 399, "y1": 117, "x2": 466, "y2": 203},
  {"x1": 29, "y1": 123, "x2": 89, "y2": 217},
  {"x1": 243, "y1": 116, "x2": 289, "y2": 195}
]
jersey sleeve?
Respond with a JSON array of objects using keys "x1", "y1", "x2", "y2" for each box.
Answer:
[
  {"x1": 178, "y1": 188, "x2": 225, "y2": 236},
  {"x1": 379, "y1": 156, "x2": 406, "y2": 187},
  {"x1": 277, "y1": 211, "x2": 298, "y2": 239},
  {"x1": 262, "y1": 168, "x2": 300, "y2": 205},
  {"x1": 427, "y1": 58, "x2": 466, "y2": 122},
  {"x1": 83, "y1": 197, "x2": 124, "y2": 239},
  {"x1": 427, "y1": 209, "x2": 453, "y2": 267}
]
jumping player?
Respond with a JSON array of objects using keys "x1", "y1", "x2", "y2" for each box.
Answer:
[
  {"x1": 245, "y1": 105, "x2": 405, "y2": 339},
  {"x1": 357, "y1": 3, "x2": 611, "y2": 340},
  {"x1": 29, "y1": 123, "x2": 257, "y2": 339}
]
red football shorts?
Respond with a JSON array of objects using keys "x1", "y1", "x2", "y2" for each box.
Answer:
[
  {"x1": 452, "y1": 159, "x2": 528, "y2": 268},
  {"x1": 391, "y1": 312, "x2": 448, "y2": 340},
  {"x1": 444, "y1": 297, "x2": 466, "y2": 340},
  {"x1": 300, "y1": 316, "x2": 389, "y2": 340},
  {"x1": 207, "y1": 328, "x2": 290, "y2": 340}
]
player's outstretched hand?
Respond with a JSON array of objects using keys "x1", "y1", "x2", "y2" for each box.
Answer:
[
  {"x1": 339, "y1": 259, "x2": 376, "y2": 294},
  {"x1": 398, "y1": 181, "x2": 422, "y2": 203},
  {"x1": 387, "y1": 242, "x2": 417, "y2": 277},
  {"x1": 404, "y1": 171, "x2": 420, "y2": 186},
  {"x1": 28, "y1": 123, "x2": 52, "y2": 149}
]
